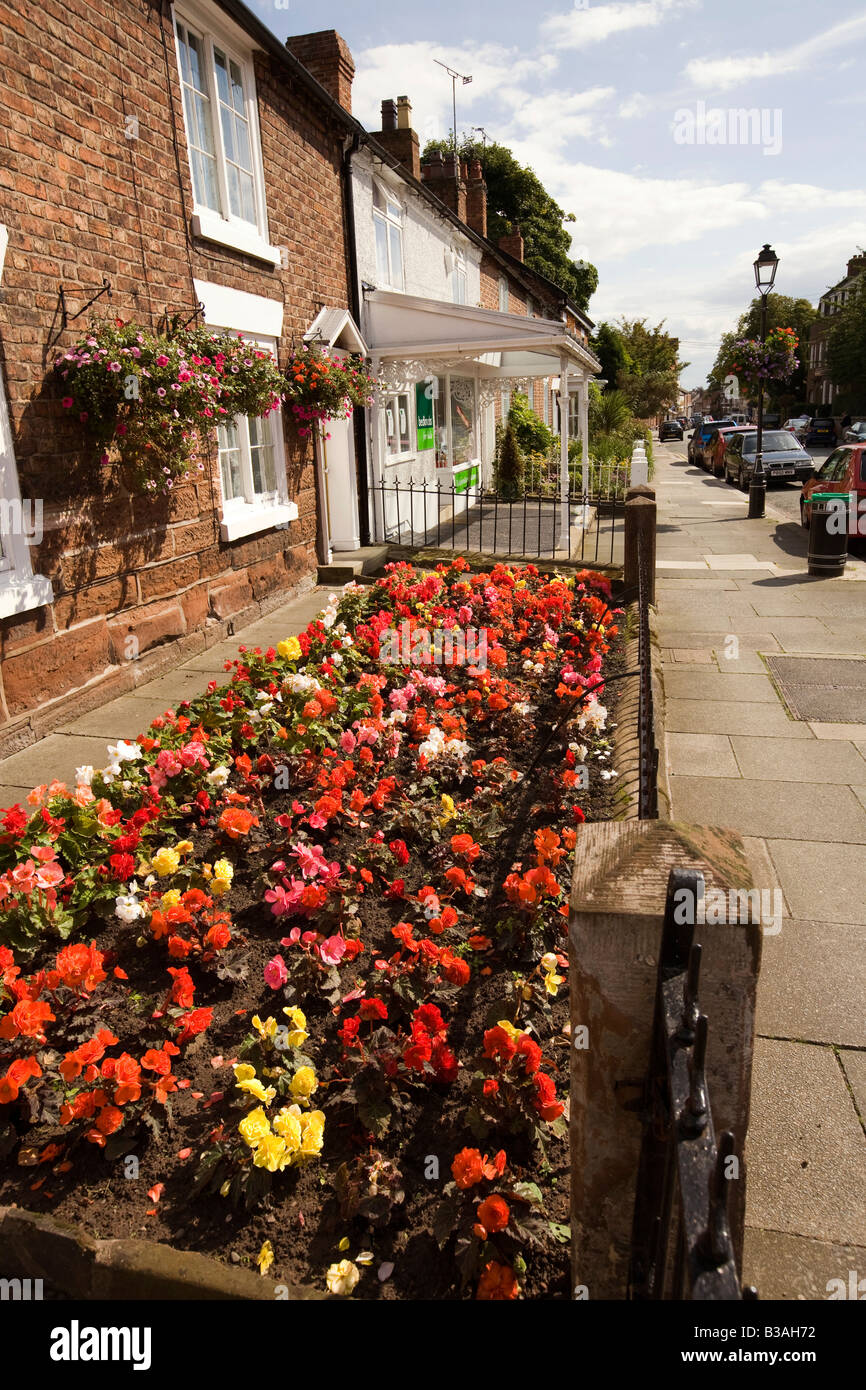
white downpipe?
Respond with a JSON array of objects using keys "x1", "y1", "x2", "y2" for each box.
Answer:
[
  {"x1": 579, "y1": 377, "x2": 589, "y2": 487},
  {"x1": 368, "y1": 354, "x2": 384, "y2": 543},
  {"x1": 559, "y1": 355, "x2": 570, "y2": 554}
]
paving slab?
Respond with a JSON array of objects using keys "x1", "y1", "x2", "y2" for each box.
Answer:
[
  {"x1": 0, "y1": 734, "x2": 114, "y2": 792},
  {"x1": 731, "y1": 736, "x2": 866, "y2": 784},
  {"x1": 809, "y1": 722, "x2": 866, "y2": 741},
  {"x1": 665, "y1": 732, "x2": 739, "y2": 778},
  {"x1": 756, "y1": 919, "x2": 866, "y2": 1047},
  {"x1": 854, "y1": 787, "x2": 866, "y2": 813},
  {"x1": 669, "y1": 778, "x2": 866, "y2": 843},
  {"x1": 129, "y1": 669, "x2": 216, "y2": 702},
  {"x1": 742, "y1": 1228, "x2": 866, "y2": 1301},
  {"x1": 744, "y1": 1039, "x2": 866, "y2": 1246},
  {"x1": 657, "y1": 629, "x2": 778, "y2": 650},
  {"x1": 713, "y1": 648, "x2": 770, "y2": 674},
  {"x1": 766, "y1": 839, "x2": 866, "y2": 924},
  {"x1": 0, "y1": 785, "x2": 37, "y2": 808},
  {"x1": 665, "y1": 699, "x2": 815, "y2": 737},
  {"x1": 663, "y1": 670, "x2": 779, "y2": 702},
  {"x1": 56, "y1": 694, "x2": 175, "y2": 738},
  {"x1": 665, "y1": 648, "x2": 715, "y2": 664}
]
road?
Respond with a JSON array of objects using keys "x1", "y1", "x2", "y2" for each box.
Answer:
[{"x1": 669, "y1": 435, "x2": 834, "y2": 524}]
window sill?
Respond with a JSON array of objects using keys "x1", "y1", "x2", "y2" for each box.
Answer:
[
  {"x1": 0, "y1": 573, "x2": 54, "y2": 620},
  {"x1": 220, "y1": 501, "x2": 298, "y2": 543},
  {"x1": 192, "y1": 210, "x2": 281, "y2": 267}
]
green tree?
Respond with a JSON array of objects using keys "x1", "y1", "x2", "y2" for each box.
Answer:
[
  {"x1": 505, "y1": 390, "x2": 555, "y2": 456},
  {"x1": 613, "y1": 318, "x2": 687, "y2": 419},
  {"x1": 826, "y1": 279, "x2": 866, "y2": 407},
  {"x1": 422, "y1": 137, "x2": 598, "y2": 312},
  {"x1": 588, "y1": 386, "x2": 632, "y2": 436},
  {"x1": 496, "y1": 421, "x2": 524, "y2": 500},
  {"x1": 590, "y1": 323, "x2": 629, "y2": 393}
]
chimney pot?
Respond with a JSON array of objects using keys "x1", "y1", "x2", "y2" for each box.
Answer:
[
  {"x1": 396, "y1": 95, "x2": 412, "y2": 130},
  {"x1": 381, "y1": 98, "x2": 397, "y2": 131}
]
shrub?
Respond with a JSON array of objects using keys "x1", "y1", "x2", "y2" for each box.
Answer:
[{"x1": 496, "y1": 423, "x2": 524, "y2": 500}]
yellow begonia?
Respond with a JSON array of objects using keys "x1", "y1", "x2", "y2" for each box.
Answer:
[
  {"x1": 233, "y1": 1063, "x2": 256, "y2": 1083},
  {"x1": 237, "y1": 1078, "x2": 277, "y2": 1106},
  {"x1": 540, "y1": 952, "x2": 559, "y2": 973},
  {"x1": 257, "y1": 1239, "x2": 274, "y2": 1275},
  {"x1": 253, "y1": 1134, "x2": 290, "y2": 1172},
  {"x1": 290, "y1": 1066, "x2": 318, "y2": 1102},
  {"x1": 277, "y1": 637, "x2": 302, "y2": 662},
  {"x1": 282, "y1": 1006, "x2": 308, "y2": 1047},
  {"x1": 326, "y1": 1260, "x2": 359, "y2": 1296},
  {"x1": 238, "y1": 1107, "x2": 271, "y2": 1147},
  {"x1": 438, "y1": 794, "x2": 456, "y2": 827},
  {"x1": 543, "y1": 971, "x2": 563, "y2": 997},
  {"x1": 152, "y1": 847, "x2": 180, "y2": 877},
  {"x1": 273, "y1": 1107, "x2": 303, "y2": 1150},
  {"x1": 161, "y1": 889, "x2": 182, "y2": 908},
  {"x1": 176, "y1": 840, "x2": 194, "y2": 856},
  {"x1": 496, "y1": 1019, "x2": 521, "y2": 1041},
  {"x1": 213, "y1": 858, "x2": 233, "y2": 882},
  {"x1": 252, "y1": 1015, "x2": 278, "y2": 1043},
  {"x1": 299, "y1": 1113, "x2": 325, "y2": 1157}
]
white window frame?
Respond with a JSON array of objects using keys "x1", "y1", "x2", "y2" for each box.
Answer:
[
  {"x1": 434, "y1": 373, "x2": 478, "y2": 470},
  {"x1": 372, "y1": 179, "x2": 404, "y2": 291},
  {"x1": 383, "y1": 390, "x2": 414, "y2": 464},
  {"x1": 0, "y1": 224, "x2": 53, "y2": 619},
  {"x1": 448, "y1": 247, "x2": 468, "y2": 305},
  {"x1": 498, "y1": 276, "x2": 509, "y2": 313},
  {"x1": 213, "y1": 330, "x2": 296, "y2": 543},
  {"x1": 172, "y1": 3, "x2": 280, "y2": 266}
]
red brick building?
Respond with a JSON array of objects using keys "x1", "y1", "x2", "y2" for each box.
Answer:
[{"x1": 0, "y1": 0, "x2": 361, "y2": 755}]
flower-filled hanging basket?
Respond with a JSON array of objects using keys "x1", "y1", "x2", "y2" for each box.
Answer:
[
  {"x1": 731, "y1": 326, "x2": 799, "y2": 390},
  {"x1": 55, "y1": 319, "x2": 286, "y2": 494},
  {"x1": 283, "y1": 345, "x2": 375, "y2": 439}
]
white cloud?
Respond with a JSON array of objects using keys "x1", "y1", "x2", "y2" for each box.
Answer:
[
  {"x1": 541, "y1": 0, "x2": 696, "y2": 50},
  {"x1": 682, "y1": 13, "x2": 866, "y2": 93}
]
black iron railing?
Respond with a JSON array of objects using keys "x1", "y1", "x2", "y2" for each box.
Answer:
[
  {"x1": 629, "y1": 868, "x2": 758, "y2": 1300},
  {"x1": 637, "y1": 532, "x2": 659, "y2": 819},
  {"x1": 371, "y1": 477, "x2": 623, "y2": 566}
]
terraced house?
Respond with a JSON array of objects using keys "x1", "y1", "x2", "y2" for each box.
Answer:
[{"x1": 0, "y1": 0, "x2": 598, "y2": 757}]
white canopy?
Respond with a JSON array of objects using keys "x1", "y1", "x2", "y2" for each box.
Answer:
[{"x1": 363, "y1": 289, "x2": 600, "y2": 386}]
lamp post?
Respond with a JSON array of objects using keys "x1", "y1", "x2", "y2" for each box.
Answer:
[{"x1": 748, "y1": 243, "x2": 779, "y2": 519}]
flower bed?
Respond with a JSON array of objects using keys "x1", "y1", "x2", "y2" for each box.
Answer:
[{"x1": 0, "y1": 561, "x2": 623, "y2": 1300}]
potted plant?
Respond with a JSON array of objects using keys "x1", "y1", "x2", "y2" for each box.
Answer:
[{"x1": 282, "y1": 344, "x2": 374, "y2": 439}]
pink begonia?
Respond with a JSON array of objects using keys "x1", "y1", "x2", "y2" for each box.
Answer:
[
  {"x1": 264, "y1": 955, "x2": 288, "y2": 990},
  {"x1": 319, "y1": 935, "x2": 346, "y2": 966},
  {"x1": 339, "y1": 729, "x2": 356, "y2": 754}
]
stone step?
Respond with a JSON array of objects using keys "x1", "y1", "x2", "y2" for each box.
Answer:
[{"x1": 317, "y1": 545, "x2": 389, "y2": 585}]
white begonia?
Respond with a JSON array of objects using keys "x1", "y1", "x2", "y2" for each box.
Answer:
[
  {"x1": 101, "y1": 763, "x2": 122, "y2": 784},
  {"x1": 76, "y1": 765, "x2": 94, "y2": 787},
  {"x1": 259, "y1": 702, "x2": 274, "y2": 717},
  {"x1": 108, "y1": 740, "x2": 142, "y2": 763},
  {"x1": 331, "y1": 653, "x2": 343, "y2": 667},
  {"x1": 207, "y1": 765, "x2": 230, "y2": 787},
  {"x1": 115, "y1": 893, "x2": 145, "y2": 923}
]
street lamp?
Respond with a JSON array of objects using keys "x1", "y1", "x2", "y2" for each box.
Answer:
[{"x1": 749, "y1": 244, "x2": 779, "y2": 519}]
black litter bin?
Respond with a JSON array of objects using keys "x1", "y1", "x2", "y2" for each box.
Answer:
[{"x1": 807, "y1": 492, "x2": 849, "y2": 577}]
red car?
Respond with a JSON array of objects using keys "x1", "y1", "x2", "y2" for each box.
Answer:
[
  {"x1": 705, "y1": 425, "x2": 743, "y2": 478},
  {"x1": 800, "y1": 444, "x2": 866, "y2": 539}
]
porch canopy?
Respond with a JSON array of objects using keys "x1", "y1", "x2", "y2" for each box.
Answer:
[
  {"x1": 364, "y1": 288, "x2": 599, "y2": 387},
  {"x1": 363, "y1": 288, "x2": 601, "y2": 550}
]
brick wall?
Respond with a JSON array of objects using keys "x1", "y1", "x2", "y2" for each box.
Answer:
[{"x1": 0, "y1": 0, "x2": 352, "y2": 749}]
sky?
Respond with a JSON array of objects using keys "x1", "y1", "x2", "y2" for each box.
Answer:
[{"x1": 250, "y1": 0, "x2": 866, "y2": 388}]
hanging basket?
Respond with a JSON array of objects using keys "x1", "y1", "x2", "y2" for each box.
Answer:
[{"x1": 731, "y1": 326, "x2": 799, "y2": 390}]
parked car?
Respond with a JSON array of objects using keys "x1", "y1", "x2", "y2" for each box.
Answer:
[
  {"x1": 688, "y1": 418, "x2": 735, "y2": 467},
  {"x1": 805, "y1": 417, "x2": 837, "y2": 446},
  {"x1": 689, "y1": 414, "x2": 702, "y2": 429},
  {"x1": 800, "y1": 444, "x2": 866, "y2": 532},
  {"x1": 677, "y1": 416, "x2": 688, "y2": 429},
  {"x1": 723, "y1": 429, "x2": 814, "y2": 489},
  {"x1": 842, "y1": 420, "x2": 866, "y2": 443},
  {"x1": 763, "y1": 411, "x2": 781, "y2": 428},
  {"x1": 703, "y1": 424, "x2": 743, "y2": 477},
  {"x1": 659, "y1": 418, "x2": 683, "y2": 441},
  {"x1": 783, "y1": 415, "x2": 810, "y2": 441}
]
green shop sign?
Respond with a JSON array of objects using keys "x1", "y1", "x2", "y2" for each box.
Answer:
[
  {"x1": 453, "y1": 464, "x2": 479, "y2": 494},
  {"x1": 415, "y1": 381, "x2": 435, "y2": 451}
]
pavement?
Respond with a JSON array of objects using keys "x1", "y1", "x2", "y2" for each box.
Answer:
[
  {"x1": 0, "y1": 585, "x2": 333, "y2": 805},
  {"x1": 654, "y1": 439, "x2": 866, "y2": 1300}
]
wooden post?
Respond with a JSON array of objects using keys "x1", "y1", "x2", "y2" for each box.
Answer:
[
  {"x1": 623, "y1": 489, "x2": 656, "y2": 604},
  {"x1": 569, "y1": 821, "x2": 764, "y2": 1299}
]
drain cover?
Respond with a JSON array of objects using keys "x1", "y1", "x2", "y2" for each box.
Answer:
[{"x1": 765, "y1": 655, "x2": 866, "y2": 722}]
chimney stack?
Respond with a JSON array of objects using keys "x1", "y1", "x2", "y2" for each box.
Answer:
[
  {"x1": 420, "y1": 149, "x2": 467, "y2": 223},
  {"x1": 498, "y1": 223, "x2": 524, "y2": 262},
  {"x1": 465, "y1": 158, "x2": 487, "y2": 238},
  {"x1": 847, "y1": 253, "x2": 866, "y2": 279},
  {"x1": 286, "y1": 31, "x2": 355, "y2": 113},
  {"x1": 374, "y1": 94, "x2": 421, "y2": 181}
]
